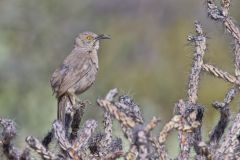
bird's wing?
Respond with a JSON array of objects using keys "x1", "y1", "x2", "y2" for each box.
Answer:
[
  {"x1": 57, "y1": 49, "x2": 92, "y2": 97},
  {"x1": 50, "y1": 63, "x2": 69, "y2": 95}
]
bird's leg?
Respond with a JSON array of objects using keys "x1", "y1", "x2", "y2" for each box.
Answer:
[
  {"x1": 67, "y1": 92, "x2": 84, "y2": 109},
  {"x1": 75, "y1": 97, "x2": 91, "y2": 107},
  {"x1": 67, "y1": 93, "x2": 78, "y2": 107},
  {"x1": 73, "y1": 95, "x2": 81, "y2": 106},
  {"x1": 67, "y1": 91, "x2": 90, "y2": 110}
]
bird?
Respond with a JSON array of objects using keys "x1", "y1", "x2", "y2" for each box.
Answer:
[{"x1": 50, "y1": 32, "x2": 110, "y2": 125}]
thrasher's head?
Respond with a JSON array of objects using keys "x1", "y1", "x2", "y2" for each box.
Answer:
[{"x1": 75, "y1": 31, "x2": 110, "y2": 50}]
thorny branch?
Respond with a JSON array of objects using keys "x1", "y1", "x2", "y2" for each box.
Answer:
[
  {"x1": 103, "y1": 88, "x2": 118, "y2": 147},
  {"x1": 209, "y1": 87, "x2": 238, "y2": 146},
  {"x1": 215, "y1": 113, "x2": 240, "y2": 159},
  {"x1": 176, "y1": 21, "x2": 206, "y2": 160},
  {"x1": 0, "y1": 118, "x2": 31, "y2": 160},
  {"x1": 202, "y1": 63, "x2": 238, "y2": 84},
  {"x1": 98, "y1": 91, "x2": 163, "y2": 160},
  {"x1": 25, "y1": 136, "x2": 57, "y2": 160},
  {"x1": 207, "y1": 0, "x2": 240, "y2": 77}
]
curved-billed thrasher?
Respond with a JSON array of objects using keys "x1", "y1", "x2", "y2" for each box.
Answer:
[{"x1": 50, "y1": 32, "x2": 110, "y2": 124}]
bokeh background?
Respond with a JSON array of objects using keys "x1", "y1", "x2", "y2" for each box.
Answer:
[{"x1": 1, "y1": 0, "x2": 240, "y2": 158}]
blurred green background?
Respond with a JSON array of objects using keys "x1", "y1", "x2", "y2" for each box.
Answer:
[{"x1": 0, "y1": 0, "x2": 240, "y2": 157}]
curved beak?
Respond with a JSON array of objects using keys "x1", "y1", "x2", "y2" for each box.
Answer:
[{"x1": 95, "y1": 34, "x2": 111, "y2": 40}]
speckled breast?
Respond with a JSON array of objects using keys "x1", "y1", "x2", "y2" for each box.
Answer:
[{"x1": 73, "y1": 63, "x2": 98, "y2": 95}]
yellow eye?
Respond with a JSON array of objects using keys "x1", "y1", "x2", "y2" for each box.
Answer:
[{"x1": 86, "y1": 35, "x2": 93, "y2": 40}]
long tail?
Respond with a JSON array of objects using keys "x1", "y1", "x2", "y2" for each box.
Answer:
[{"x1": 57, "y1": 94, "x2": 71, "y2": 126}]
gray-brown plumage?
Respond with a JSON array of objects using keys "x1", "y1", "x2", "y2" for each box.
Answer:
[{"x1": 50, "y1": 32, "x2": 110, "y2": 125}]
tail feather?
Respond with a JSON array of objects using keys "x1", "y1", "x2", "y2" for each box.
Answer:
[{"x1": 57, "y1": 94, "x2": 71, "y2": 126}]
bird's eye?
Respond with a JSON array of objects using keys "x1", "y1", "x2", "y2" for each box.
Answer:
[{"x1": 86, "y1": 35, "x2": 93, "y2": 40}]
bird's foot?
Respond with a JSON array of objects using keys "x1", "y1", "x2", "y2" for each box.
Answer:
[
  {"x1": 74, "y1": 99, "x2": 91, "y2": 108},
  {"x1": 73, "y1": 98, "x2": 91, "y2": 109}
]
